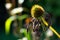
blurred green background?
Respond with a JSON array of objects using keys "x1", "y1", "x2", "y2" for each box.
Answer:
[{"x1": 0, "y1": 0, "x2": 60, "y2": 40}]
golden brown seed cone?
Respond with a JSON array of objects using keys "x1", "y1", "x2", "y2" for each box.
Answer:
[{"x1": 31, "y1": 5, "x2": 45, "y2": 18}]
